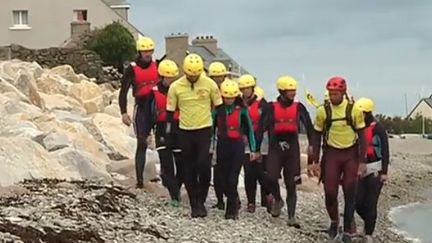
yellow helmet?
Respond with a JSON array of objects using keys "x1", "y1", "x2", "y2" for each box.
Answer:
[
  {"x1": 183, "y1": 54, "x2": 204, "y2": 76},
  {"x1": 136, "y1": 37, "x2": 155, "y2": 51},
  {"x1": 208, "y1": 62, "x2": 227, "y2": 77},
  {"x1": 238, "y1": 74, "x2": 256, "y2": 89},
  {"x1": 254, "y1": 86, "x2": 265, "y2": 99},
  {"x1": 158, "y1": 59, "x2": 179, "y2": 78},
  {"x1": 277, "y1": 75, "x2": 297, "y2": 90},
  {"x1": 220, "y1": 79, "x2": 240, "y2": 98},
  {"x1": 356, "y1": 97, "x2": 374, "y2": 112}
]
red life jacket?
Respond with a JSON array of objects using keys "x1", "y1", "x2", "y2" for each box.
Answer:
[
  {"x1": 153, "y1": 86, "x2": 179, "y2": 122},
  {"x1": 273, "y1": 101, "x2": 298, "y2": 133},
  {"x1": 219, "y1": 106, "x2": 242, "y2": 139},
  {"x1": 365, "y1": 122, "x2": 378, "y2": 160},
  {"x1": 247, "y1": 100, "x2": 260, "y2": 132},
  {"x1": 132, "y1": 61, "x2": 159, "y2": 98}
]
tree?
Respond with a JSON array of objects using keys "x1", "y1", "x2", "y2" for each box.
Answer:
[
  {"x1": 376, "y1": 113, "x2": 432, "y2": 134},
  {"x1": 85, "y1": 22, "x2": 135, "y2": 73}
]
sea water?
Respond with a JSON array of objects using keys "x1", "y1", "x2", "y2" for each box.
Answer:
[{"x1": 389, "y1": 202, "x2": 432, "y2": 243}]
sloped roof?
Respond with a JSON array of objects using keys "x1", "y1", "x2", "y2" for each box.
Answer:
[
  {"x1": 216, "y1": 48, "x2": 250, "y2": 75},
  {"x1": 425, "y1": 98, "x2": 432, "y2": 108},
  {"x1": 407, "y1": 97, "x2": 432, "y2": 119},
  {"x1": 187, "y1": 45, "x2": 249, "y2": 76},
  {"x1": 187, "y1": 45, "x2": 214, "y2": 67},
  {"x1": 61, "y1": 0, "x2": 142, "y2": 47}
]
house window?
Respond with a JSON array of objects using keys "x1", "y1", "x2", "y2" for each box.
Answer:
[
  {"x1": 12, "y1": 10, "x2": 29, "y2": 26},
  {"x1": 73, "y1": 10, "x2": 88, "y2": 22}
]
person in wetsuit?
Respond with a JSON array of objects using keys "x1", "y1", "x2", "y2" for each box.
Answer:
[
  {"x1": 354, "y1": 97, "x2": 390, "y2": 243},
  {"x1": 258, "y1": 75, "x2": 314, "y2": 227},
  {"x1": 119, "y1": 36, "x2": 159, "y2": 189}
]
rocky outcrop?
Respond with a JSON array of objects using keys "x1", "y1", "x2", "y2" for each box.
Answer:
[{"x1": 0, "y1": 60, "x2": 159, "y2": 187}]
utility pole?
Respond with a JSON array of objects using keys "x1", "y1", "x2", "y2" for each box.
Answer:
[
  {"x1": 422, "y1": 114, "x2": 426, "y2": 136},
  {"x1": 404, "y1": 93, "x2": 409, "y2": 117}
]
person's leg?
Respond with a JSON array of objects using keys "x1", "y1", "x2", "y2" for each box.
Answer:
[
  {"x1": 244, "y1": 153, "x2": 258, "y2": 208},
  {"x1": 363, "y1": 175, "x2": 384, "y2": 236},
  {"x1": 258, "y1": 155, "x2": 270, "y2": 207},
  {"x1": 213, "y1": 153, "x2": 225, "y2": 209},
  {"x1": 266, "y1": 145, "x2": 283, "y2": 201},
  {"x1": 173, "y1": 151, "x2": 183, "y2": 189},
  {"x1": 284, "y1": 141, "x2": 300, "y2": 226},
  {"x1": 133, "y1": 104, "x2": 150, "y2": 188},
  {"x1": 323, "y1": 148, "x2": 343, "y2": 238},
  {"x1": 158, "y1": 148, "x2": 179, "y2": 201},
  {"x1": 196, "y1": 128, "x2": 212, "y2": 215},
  {"x1": 217, "y1": 139, "x2": 232, "y2": 217},
  {"x1": 266, "y1": 143, "x2": 285, "y2": 217},
  {"x1": 351, "y1": 177, "x2": 367, "y2": 234},
  {"x1": 179, "y1": 130, "x2": 199, "y2": 217},
  {"x1": 355, "y1": 176, "x2": 367, "y2": 222},
  {"x1": 341, "y1": 148, "x2": 360, "y2": 235},
  {"x1": 225, "y1": 140, "x2": 244, "y2": 219},
  {"x1": 172, "y1": 129, "x2": 183, "y2": 190}
]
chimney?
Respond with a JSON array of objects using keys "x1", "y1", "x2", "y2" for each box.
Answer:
[
  {"x1": 165, "y1": 33, "x2": 189, "y2": 71},
  {"x1": 71, "y1": 21, "x2": 91, "y2": 41},
  {"x1": 191, "y1": 35, "x2": 218, "y2": 55}
]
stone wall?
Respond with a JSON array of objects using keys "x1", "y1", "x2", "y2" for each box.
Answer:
[{"x1": 0, "y1": 45, "x2": 103, "y2": 79}]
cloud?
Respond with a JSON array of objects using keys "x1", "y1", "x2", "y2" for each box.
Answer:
[{"x1": 128, "y1": 0, "x2": 432, "y2": 115}]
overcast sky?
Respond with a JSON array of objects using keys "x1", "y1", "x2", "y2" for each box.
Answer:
[{"x1": 128, "y1": 0, "x2": 432, "y2": 116}]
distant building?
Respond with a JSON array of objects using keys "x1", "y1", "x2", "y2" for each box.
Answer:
[
  {"x1": 408, "y1": 94, "x2": 432, "y2": 119},
  {"x1": 0, "y1": 0, "x2": 142, "y2": 49},
  {"x1": 165, "y1": 33, "x2": 249, "y2": 78}
]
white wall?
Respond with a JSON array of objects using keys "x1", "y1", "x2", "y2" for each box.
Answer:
[
  {"x1": 0, "y1": 0, "x2": 138, "y2": 49},
  {"x1": 409, "y1": 100, "x2": 432, "y2": 119}
]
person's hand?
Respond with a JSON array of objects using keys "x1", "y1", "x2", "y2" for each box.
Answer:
[
  {"x1": 249, "y1": 152, "x2": 257, "y2": 161},
  {"x1": 147, "y1": 135, "x2": 153, "y2": 146},
  {"x1": 307, "y1": 163, "x2": 320, "y2": 178},
  {"x1": 121, "y1": 113, "x2": 132, "y2": 126},
  {"x1": 380, "y1": 174, "x2": 388, "y2": 183},
  {"x1": 250, "y1": 152, "x2": 261, "y2": 162},
  {"x1": 358, "y1": 163, "x2": 367, "y2": 176}
]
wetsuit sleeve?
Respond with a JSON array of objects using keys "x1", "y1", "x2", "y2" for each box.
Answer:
[
  {"x1": 212, "y1": 109, "x2": 218, "y2": 136},
  {"x1": 241, "y1": 107, "x2": 256, "y2": 152},
  {"x1": 357, "y1": 128, "x2": 367, "y2": 164},
  {"x1": 375, "y1": 123, "x2": 390, "y2": 174},
  {"x1": 256, "y1": 102, "x2": 271, "y2": 152},
  {"x1": 148, "y1": 92, "x2": 156, "y2": 133},
  {"x1": 166, "y1": 83, "x2": 177, "y2": 112},
  {"x1": 298, "y1": 102, "x2": 314, "y2": 144},
  {"x1": 166, "y1": 111, "x2": 174, "y2": 135},
  {"x1": 119, "y1": 65, "x2": 134, "y2": 114},
  {"x1": 311, "y1": 130, "x2": 322, "y2": 165},
  {"x1": 254, "y1": 99, "x2": 268, "y2": 151}
]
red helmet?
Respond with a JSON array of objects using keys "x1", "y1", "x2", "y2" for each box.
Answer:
[{"x1": 326, "y1": 76, "x2": 347, "y2": 91}]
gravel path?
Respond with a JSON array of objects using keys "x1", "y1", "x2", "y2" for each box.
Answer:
[{"x1": 1, "y1": 140, "x2": 431, "y2": 242}]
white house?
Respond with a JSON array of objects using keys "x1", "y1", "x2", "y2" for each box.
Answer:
[{"x1": 408, "y1": 94, "x2": 432, "y2": 119}]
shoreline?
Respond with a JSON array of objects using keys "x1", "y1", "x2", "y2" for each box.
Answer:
[
  {"x1": 377, "y1": 144, "x2": 432, "y2": 243},
  {"x1": 388, "y1": 202, "x2": 426, "y2": 243}
]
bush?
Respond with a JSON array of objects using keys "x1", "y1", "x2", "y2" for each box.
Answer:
[
  {"x1": 85, "y1": 22, "x2": 135, "y2": 73},
  {"x1": 376, "y1": 114, "x2": 432, "y2": 134}
]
